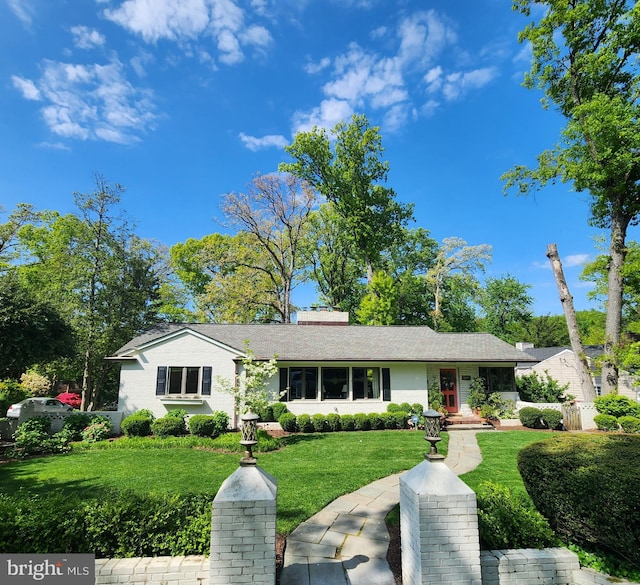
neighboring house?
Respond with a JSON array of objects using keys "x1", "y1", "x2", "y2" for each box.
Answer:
[
  {"x1": 112, "y1": 311, "x2": 537, "y2": 425},
  {"x1": 515, "y1": 343, "x2": 639, "y2": 402}
]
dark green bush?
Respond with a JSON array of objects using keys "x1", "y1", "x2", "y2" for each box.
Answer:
[
  {"x1": 594, "y1": 395, "x2": 640, "y2": 418},
  {"x1": 61, "y1": 413, "x2": 93, "y2": 441},
  {"x1": 166, "y1": 408, "x2": 188, "y2": 420},
  {"x1": 257, "y1": 404, "x2": 274, "y2": 422},
  {"x1": 386, "y1": 403, "x2": 402, "y2": 412},
  {"x1": 476, "y1": 482, "x2": 557, "y2": 550},
  {"x1": 618, "y1": 416, "x2": 640, "y2": 434},
  {"x1": 271, "y1": 402, "x2": 288, "y2": 421},
  {"x1": 380, "y1": 412, "x2": 396, "y2": 429},
  {"x1": 518, "y1": 434, "x2": 640, "y2": 568},
  {"x1": 540, "y1": 408, "x2": 563, "y2": 430},
  {"x1": 410, "y1": 403, "x2": 424, "y2": 416},
  {"x1": 11, "y1": 417, "x2": 70, "y2": 458},
  {"x1": 297, "y1": 414, "x2": 313, "y2": 433},
  {"x1": 311, "y1": 414, "x2": 327, "y2": 432},
  {"x1": 519, "y1": 406, "x2": 544, "y2": 428},
  {"x1": 278, "y1": 412, "x2": 297, "y2": 432},
  {"x1": 151, "y1": 416, "x2": 185, "y2": 438},
  {"x1": 188, "y1": 412, "x2": 229, "y2": 438},
  {"x1": 353, "y1": 413, "x2": 370, "y2": 431},
  {"x1": 593, "y1": 413, "x2": 618, "y2": 431},
  {"x1": 326, "y1": 413, "x2": 341, "y2": 432},
  {"x1": 394, "y1": 412, "x2": 409, "y2": 429},
  {"x1": 399, "y1": 402, "x2": 412, "y2": 413},
  {"x1": 340, "y1": 414, "x2": 355, "y2": 431},
  {"x1": 0, "y1": 490, "x2": 212, "y2": 557},
  {"x1": 121, "y1": 413, "x2": 153, "y2": 437},
  {"x1": 367, "y1": 413, "x2": 385, "y2": 430}
]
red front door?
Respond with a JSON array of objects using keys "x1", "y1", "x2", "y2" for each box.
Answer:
[{"x1": 440, "y1": 369, "x2": 458, "y2": 413}]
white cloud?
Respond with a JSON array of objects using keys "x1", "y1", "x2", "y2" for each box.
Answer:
[
  {"x1": 71, "y1": 25, "x2": 106, "y2": 50},
  {"x1": 304, "y1": 57, "x2": 331, "y2": 75},
  {"x1": 13, "y1": 58, "x2": 157, "y2": 144},
  {"x1": 103, "y1": 0, "x2": 272, "y2": 66},
  {"x1": 12, "y1": 76, "x2": 42, "y2": 101},
  {"x1": 239, "y1": 132, "x2": 288, "y2": 151},
  {"x1": 397, "y1": 10, "x2": 456, "y2": 69},
  {"x1": 291, "y1": 98, "x2": 354, "y2": 134},
  {"x1": 564, "y1": 254, "x2": 590, "y2": 267},
  {"x1": 442, "y1": 67, "x2": 497, "y2": 101},
  {"x1": 6, "y1": 0, "x2": 34, "y2": 27}
]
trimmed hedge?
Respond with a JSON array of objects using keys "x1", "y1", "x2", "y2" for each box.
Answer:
[
  {"x1": 188, "y1": 412, "x2": 229, "y2": 438},
  {"x1": 278, "y1": 412, "x2": 297, "y2": 432},
  {"x1": 540, "y1": 408, "x2": 563, "y2": 430},
  {"x1": 593, "y1": 413, "x2": 618, "y2": 431},
  {"x1": 618, "y1": 416, "x2": 640, "y2": 434},
  {"x1": 594, "y1": 394, "x2": 640, "y2": 418},
  {"x1": 121, "y1": 413, "x2": 153, "y2": 437},
  {"x1": 518, "y1": 434, "x2": 640, "y2": 568},
  {"x1": 311, "y1": 414, "x2": 327, "y2": 432},
  {"x1": 275, "y1": 411, "x2": 415, "y2": 433},
  {"x1": 519, "y1": 406, "x2": 544, "y2": 428},
  {"x1": 297, "y1": 414, "x2": 313, "y2": 433},
  {"x1": 151, "y1": 416, "x2": 186, "y2": 438}
]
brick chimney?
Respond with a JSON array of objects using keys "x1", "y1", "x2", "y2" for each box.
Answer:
[{"x1": 296, "y1": 307, "x2": 349, "y2": 326}]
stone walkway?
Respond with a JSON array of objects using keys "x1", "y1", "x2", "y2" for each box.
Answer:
[{"x1": 280, "y1": 429, "x2": 486, "y2": 585}]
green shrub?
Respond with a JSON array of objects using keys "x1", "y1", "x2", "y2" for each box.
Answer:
[
  {"x1": 476, "y1": 482, "x2": 557, "y2": 550},
  {"x1": 165, "y1": 408, "x2": 188, "y2": 421},
  {"x1": 151, "y1": 416, "x2": 186, "y2": 438},
  {"x1": 540, "y1": 408, "x2": 563, "y2": 430},
  {"x1": 136, "y1": 409, "x2": 155, "y2": 420},
  {"x1": 340, "y1": 414, "x2": 355, "y2": 431},
  {"x1": 593, "y1": 413, "x2": 618, "y2": 431},
  {"x1": 410, "y1": 403, "x2": 424, "y2": 416},
  {"x1": 367, "y1": 413, "x2": 385, "y2": 430},
  {"x1": 278, "y1": 412, "x2": 297, "y2": 432},
  {"x1": 394, "y1": 412, "x2": 409, "y2": 429},
  {"x1": 271, "y1": 402, "x2": 288, "y2": 421},
  {"x1": 257, "y1": 404, "x2": 274, "y2": 422},
  {"x1": 311, "y1": 414, "x2": 327, "y2": 432},
  {"x1": 62, "y1": 412, "x2": 93, "y2": 441},
  {"x1": 380, "y1": 412, "x2": 396, "y2": 429},
  {"x1": 188, "y1": 413, "x2": 229, "y2": 438},
  {"x1": 121, "y1": 414, "x2": 153, "y2": 437},
  {"x1": 594, "y1": 394, "x2": 640, "y2": 418},
  {"x1": 618, "y1": 416, "x2": 640, "y2": 433},
  {"x1": 326, "y1": 413, "x2": 341, "y2": 432},
  {"x1": 297, "y1": 414, "x2": 313, "y2": 433},
  {"x1": 386, "y1": 403, "x2": 402, "y2": 412},
  {"x1": 516, "y1": 371, "x2": 569, "y2": 403},
  {"x1": 210, "y1": 429, "x2": 281, "y2": 453},
  {"x1": 353, "y1": 413, "x2": 370, "y2": 431},
  {"x1": 81, "y1": 422, "x2": 111, "y2": 443},
  {"x1": 518, "y1": 434, "x2": 640, "y2": 568},
  {"x1": 519, "y1": 406, "x2": 544, "y2": 428},
  {"x1": 399, "y1": 402, "x2": 412, "y2": 413},
  {"x1": 11, "y1": 417, "x2": 70, "y2": 458}
]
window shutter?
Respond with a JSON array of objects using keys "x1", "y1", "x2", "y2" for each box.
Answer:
[
  {"x1": 156, "y1": 367, "x2": 167, "y2": 395},
  {"x1": 279, "y1": 368, "x2": 289, "y2": 401},
  {"x1": 202, "y1": 366, "x2": 212, "y2": 396},
  {"x1": 382, "y1": 368, "x2": 391, "y2": 401}
]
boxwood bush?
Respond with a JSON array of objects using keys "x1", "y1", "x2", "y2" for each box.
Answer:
[
  {"x1": 618, "y1": 416, "x2": 640, "y2": 434},
  {"x1": 296, "y1": 414, "x2": 313, "y2": 433},
  {"x1": 367, "y1": 413, "x2": 385, "y2": 430},
  {"x1": 311, "y1": 414, "x2": 327, "y2": 432},
  {"x1": 340, "y1": 414, "x2": 355, "y2": 431},
  {"x1": 121, "y1": 413, "x2": 153, "y2": 437},
  {"x1": 593, "y1": 413, "x2": 618, "y2": 431},
  {"x1": 278, "y1": 412, "x2": 297, "y2": 432},
  {"x1": 540, "y1": 408, "x2": 563, "y2": 430},
  {"x1": 271, "y1": 402, "x2": 288, "y2": 421},
  {"x1": 518, "y1": 434, "x2": 640, "y2": 568},
  {"x1": 353, "y1": 413, "x2": 370, "y2": 431},
  {"x1": 188, "y1": 412, "x2": 229, "y2": 438},
  {"x1": 518, "y1": 406, "x2": 544, "y2": 428},
  {"x1": 151, "y1": 416, "x2": 185, "y2": 438},
  {"x1": 594, "y1": 394, "x2": 640, "y2": 418}
]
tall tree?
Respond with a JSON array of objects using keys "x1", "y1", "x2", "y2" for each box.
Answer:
[
  {"x1": 220, "y1": 173, "x2": 317, "y2": 323},
  {"x1": 280, "y1": 113, "x2": 414, "y2": 282},
  {"x1": 356, "y1": 271, "x2": 399, "y2": 325},
  {"x1": 504, "y1": 0, "x2": 640, "y2": 393},
  {"x1": 0, "y1": 203, "x2": 39, "y2": 270},
  {"x1": 479, "y1": 274, "x2": 533, "y2": 344},
  {"x1": 425, "y1": 237, "x2": 492, "y2": 331}
]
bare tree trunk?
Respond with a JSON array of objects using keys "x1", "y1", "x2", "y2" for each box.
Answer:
[{"x1": 547, "y1": 243, "x2": 597, "y2": 402}]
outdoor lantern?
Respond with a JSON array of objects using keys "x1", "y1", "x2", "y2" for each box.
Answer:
[
  {"x1": 239, "y1": 411, "x2": 260, "y2": 466},
  {"x1": 423, "y1": 408, "x2": 445, "y2": 461}
]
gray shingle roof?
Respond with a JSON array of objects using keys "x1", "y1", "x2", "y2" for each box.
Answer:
[{"x1": 115, "y1": 323, "x2": 537, "y2": 363}]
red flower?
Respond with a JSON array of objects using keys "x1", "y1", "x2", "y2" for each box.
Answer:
[{"x1": 56, "y1": 392, "x2": 82, "y2": 409}]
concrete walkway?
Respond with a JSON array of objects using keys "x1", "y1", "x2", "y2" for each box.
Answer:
[{"x1": 280, "y1": 429, "x2": 485, "y2": 585}]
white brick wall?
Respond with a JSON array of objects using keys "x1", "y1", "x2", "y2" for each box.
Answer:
[{"x1": 480, "y1": 548, "x2": 579, "y2": 585}]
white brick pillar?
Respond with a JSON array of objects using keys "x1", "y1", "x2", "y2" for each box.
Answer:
[
  {"x1": 400, "y1": 458, "x2": 482, "y2": 585},
  {"x1": 210, "y1": 463, "x2": 277, "y2": 585}
]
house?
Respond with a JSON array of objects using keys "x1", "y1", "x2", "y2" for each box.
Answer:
[
  {"x1": 515, "y1": 342, "x2": 639, "y2": 402},
  {"x1": 112, "y1": 310, "x2": 538, "y2": 425}
]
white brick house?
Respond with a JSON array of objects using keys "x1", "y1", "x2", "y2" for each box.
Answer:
[{"x1": 112, "y1": 312, "x2": 537, "y2": 423}]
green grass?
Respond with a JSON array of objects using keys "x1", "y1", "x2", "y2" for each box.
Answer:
[
  {"x1": 0, "y1": 429, "x2": 444, "y2": 535},
  {"x1": 460, "y1": 430, "x2": 558, "y2": 495}
]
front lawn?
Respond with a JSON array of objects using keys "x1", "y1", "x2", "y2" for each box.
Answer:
[{"x1": 0, "y1": 429, "x2": 441, "y2": 535}]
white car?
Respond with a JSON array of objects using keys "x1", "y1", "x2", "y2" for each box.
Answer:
[{"x1": 6, "y1": 397, "x2": 74, "y2": 419}]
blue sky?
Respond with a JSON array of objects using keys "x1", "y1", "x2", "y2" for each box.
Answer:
[{"x1": 1, "y1": 0, "x2": 631, "y2": 316}]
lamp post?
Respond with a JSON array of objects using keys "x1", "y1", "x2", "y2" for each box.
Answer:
[
  {"x1": 239, "y1": 411, "x2": 259, "y2": 466},
  {"x1": 423, "y1": 408, "x2": 445, "y2": 461}
]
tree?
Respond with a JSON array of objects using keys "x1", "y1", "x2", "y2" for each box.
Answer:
[
  {"x1": 280, "y1": 113, "x2": 414, "y2": 282},
  {"x1": 512, "y1": 314, "x2": 570, "y2": 347},
  {"x1": 356, "y1": 271, "x2": 399, "y2": 325},
  {"x1": 479, "y1": 274, "x2": 533, "y2": 344},
  {"x1": 220, "y1": 173, "x2": 317, "y2": 323},
  {"x1": 504, "y1": 0, "x2": 640, "y2": 393},
  {"x1": 0, "y1": 274, "x2": 74, "y2": 378},
  {"x1": 0, "y1": 203, "x2": 39, "y2": 270},
  {"x1": 425, "y1": 237, "x2": 492, "y2": 331}
]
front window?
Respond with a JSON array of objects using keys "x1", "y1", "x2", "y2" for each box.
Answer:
[
  {"x1": 289, "y1": 367, "x2": 318, "y2": 400},
  {"x1": 479, "y1": 367, "x2": 515, "y2": 393},
  {"x1": 321, "y1": 367, "x2": 349, "y2": 399},
  {"x1": 168, "y1": 367, "x2": 200, "y2": 394},
  {"x1": 353, "y1": 368, "x2": 380, "y2": 399}
]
